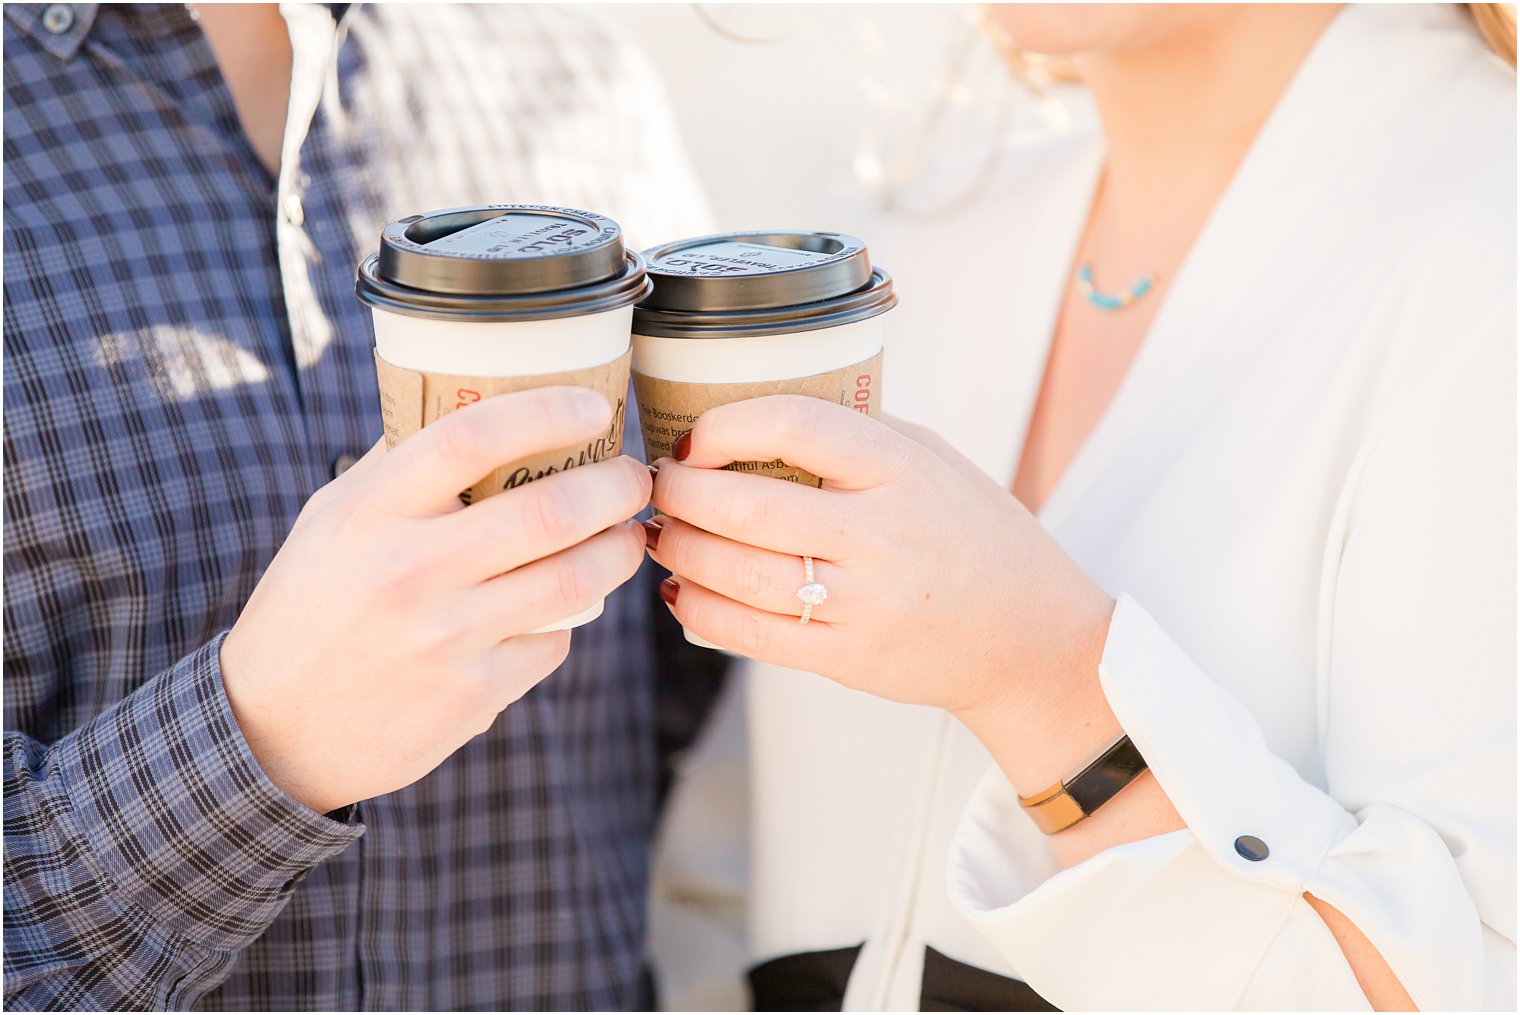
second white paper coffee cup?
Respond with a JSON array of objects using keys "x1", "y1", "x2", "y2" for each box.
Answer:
[{"x1": 631, "y1": 231, "x2": 896, "y2": 650}]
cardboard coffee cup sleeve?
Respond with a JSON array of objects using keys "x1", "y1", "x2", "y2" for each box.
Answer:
[
  {"x1": 374, "y1": 348, "x2": 631, "y2": 504},
  {"x1": 632, "y1": 351, "x2": 882, "y2": 488}
]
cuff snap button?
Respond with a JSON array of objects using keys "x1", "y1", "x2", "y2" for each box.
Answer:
[{"x1": 1234, "y1": 835, "x2": 1270, "y2": 861}]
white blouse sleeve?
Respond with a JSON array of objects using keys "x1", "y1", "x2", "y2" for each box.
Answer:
[{"x1": 947, "y1": 314, "x2": 1516, "y2": 1011}]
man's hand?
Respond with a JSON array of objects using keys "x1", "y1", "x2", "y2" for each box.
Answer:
[{"x1": 221, "y1": 386, "x2": 651, "y2": 813}]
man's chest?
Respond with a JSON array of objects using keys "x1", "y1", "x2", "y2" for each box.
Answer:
[
  {"x1": 1, "y1": 47, "x2": 385, "y2": 722},
  {"x1": 1, "y1": 141, "x2": 380, "y2": 520}
]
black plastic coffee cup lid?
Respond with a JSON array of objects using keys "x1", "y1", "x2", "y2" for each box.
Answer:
[
  {"x1": 355, "y1": 204, "x2": 651, "y2": 322},
  {"x1": 633, "y1": 230, "x2": 896, "y2": 339},
  {"x1": 639, "y1": 231, "x2": 873, "y2": 312}
]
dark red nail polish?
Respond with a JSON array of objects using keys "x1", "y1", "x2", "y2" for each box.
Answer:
[
  {"x1": 672, "y1": 430, "x2": 692, "y2": 461},
  {"x1": 642, "y1": 519, "x2": 662, "y2": 551},
  {"x1": 659, "y1": 577, "x2": 680, "y2": 607}
]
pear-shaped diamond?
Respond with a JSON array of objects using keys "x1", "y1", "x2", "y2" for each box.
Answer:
[{"x1": 795, "y1": 582, "x2": 828, "y2": 607}]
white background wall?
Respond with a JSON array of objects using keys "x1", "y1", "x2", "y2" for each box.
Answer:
[{"x1": 599, "y1": 4, "x2": 1056, "y2": 238}]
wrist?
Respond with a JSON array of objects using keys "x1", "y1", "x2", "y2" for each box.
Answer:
[
  {"x1": 220, "y1": 630, "x2": 343, "y2": 814},
  {"x1": 953, "y1": 586, "x2": 1120, "y2": 796}
]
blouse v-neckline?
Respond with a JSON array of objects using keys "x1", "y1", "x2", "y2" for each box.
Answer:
[{"x1": 1026, "y1": 3, "x2": 1388, "y2": 538}]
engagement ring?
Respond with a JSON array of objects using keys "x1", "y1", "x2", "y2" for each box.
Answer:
[{"x1": 795, "y1": 556, "x2": 828, "y2": 624}]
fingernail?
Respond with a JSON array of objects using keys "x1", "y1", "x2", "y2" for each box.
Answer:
[
  {"x1": 642, "y1": 519, "x2": 662, "y2": 551},
  {"x1": 574, "y1": 391, "x2": 612, "y2": 429},
  {"x1": 659, "y1": 577, "x2": 680, "y2": 607},
  {"x1": 673, "y1": 430, "x2": 692, "y2": 461},
  {"x1": 646, "y1": 462, "x2": 660, "y2": 479}
]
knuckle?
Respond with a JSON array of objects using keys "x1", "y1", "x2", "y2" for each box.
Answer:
[
  {"x1": 616, "y1": 525, "x2": 647, "y2": 575},
  {"x1": 554, "y1": 557, "x2": 593, "y2": 608},
  {"x1": 531, "y1": 630, "x2": 573, "y2": 673},
  {"x1": 524, "y1": 391, "x2": 568, "y2": 441},
  {"x1": 375, "y1": 553, "x2": 422, "y2": 602},
  {"x1": 777, "y1": 396, "x2": 826, "y2": 444},
  {"x1": 723, "y1": 485, "x2": 771, "y2": 533},
  {"x1": 528, "y1": 483, "x2": 577, "y2": 541},
  {"x1": 464, "y1": 686, "x2": 504, "y2": 735},
  {"x1": 302, "y1": 479, "x2": 341, "y2": 516},
  {"x1": 433, "y1": 413, "x2": 485, "y2": 467},
  {"x1": 659, "y1": 522, "x2": 691, "y2": 573},
  {"x1": 734, "y1": 609, "x2": 766, "y2": 658},
  {"x1": 293, "y1": 496, "x2": 331, "y2": 535},
  {"x1": 884, "y1": 439, "x2": 927, "y2": 482},
  {"x1": 440, "y1": 612, "x2": 478, "y2": 656},
  {"x1": 550, "y1": 629, "x2": 573, "y2": 662},
  {"x1": 677, "y1": 586, "x2": 704, "y2": 629},
  {"x1": 622, "y1": 457, "x2": 652, "y2": 506},
  {"x1": 463, "y1": 667, "x2": 500, "y2": 713},
  {"x1": 650, "y1": 467, "x2": 679, "y2": 514},
  {"x1": 737, "y1": 553, "x2": 769, "y2": 602},
  {"x1": 340, "y1": 492, "x2": 389, "y2": 534},
  {"x1": 313, "y1": 482, "x2": 381, "y2": 540},
  {"x1": 492, "y1": 632, "x2": 569, "y2": 701}
]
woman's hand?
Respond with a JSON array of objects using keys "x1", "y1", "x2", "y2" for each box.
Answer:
[{"x1": 647, "y1": 395, "x2": 1116, "y2": 739}]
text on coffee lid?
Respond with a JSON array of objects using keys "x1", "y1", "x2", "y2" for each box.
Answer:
[
  {"x1": 424, "y1": 212, "x2": 598, "y2": 259},
  {"x1": 654, "y1": 240, "x2": 844, "y2": 277}
]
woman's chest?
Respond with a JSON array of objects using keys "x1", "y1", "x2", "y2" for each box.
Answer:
[{"x1": 1010, "y1": 281, "x2": 1159, "y2": 513}]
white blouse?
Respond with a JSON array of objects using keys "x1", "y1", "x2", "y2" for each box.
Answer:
[{"x1": 647, "y1": 5, "x2": 1516, "y2": 1010}]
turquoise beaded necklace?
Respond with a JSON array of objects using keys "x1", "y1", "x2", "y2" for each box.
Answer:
[{"x1": 1076, "y1": 264, "x2": 1157, "y2": 311}]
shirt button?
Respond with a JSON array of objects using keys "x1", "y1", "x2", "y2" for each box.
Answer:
[
  {"x1": 1234, "y1": 835, "x2": 1270, "y2": 861},
  {"x1": 331, "y1": 453, "x2": 361, "y2": 479},
  {"x1": 282, "y1": 193, "x2": 304, "y2": 226},
  {"x1": 41, "y1": 4, "x2": 74, "y2": 34}
]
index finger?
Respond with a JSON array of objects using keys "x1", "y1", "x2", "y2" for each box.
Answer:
[
  {"x1": 368, "y1": 386, "x2": 613, "y2": 515},
  {"x1": 679, "y1": 395, "x2": 909, "y2": 491}
]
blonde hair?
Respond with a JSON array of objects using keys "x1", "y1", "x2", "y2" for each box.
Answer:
[{"x1": 1465, "y1": 3, "x2": 1517, "y2": 66}]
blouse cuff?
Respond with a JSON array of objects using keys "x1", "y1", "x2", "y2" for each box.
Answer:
[
  {"x1": 947, "y1": 595, "x2": 1481, "y2": 1010},
  {"x1": 1093, "y1": 594, "x2": 1352, "y2": 889}
]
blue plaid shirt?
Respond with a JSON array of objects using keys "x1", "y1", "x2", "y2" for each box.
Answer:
[{"x1": 2, "y1": 4, "x2": 715, "y2": 1009}]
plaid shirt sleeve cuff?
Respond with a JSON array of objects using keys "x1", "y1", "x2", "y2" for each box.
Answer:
[{"x1": 53, "y1": 633, "x2": 365, "y2": 951}]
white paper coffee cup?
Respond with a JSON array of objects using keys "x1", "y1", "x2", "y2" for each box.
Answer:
[
  {"x1": 356, "y1": 205, "x2": 651, "y2": 631},
  {"x1": 630, "y1": 231, "x2": 896, "y2": 649}
]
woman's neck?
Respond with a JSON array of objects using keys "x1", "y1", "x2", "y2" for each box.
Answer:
[{"x1": 1076, "y1": 5, "x2": 1343, "y2": 245}]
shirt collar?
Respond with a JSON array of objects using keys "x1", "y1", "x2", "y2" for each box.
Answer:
[
  {"x1": 120, "y1": 3, "x2": 198, "y2": 36},
  {"x1": 4, "y1": 3, "x2": 101, "y2": 62},
  {"x1": 3, "y1": 3, "x2": 349, "y2": 63}
]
